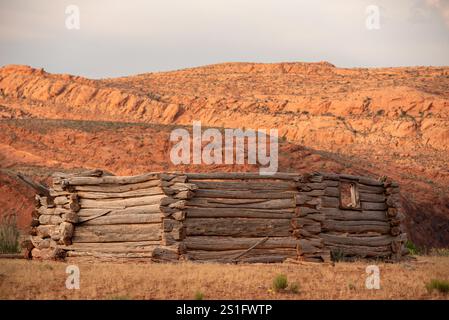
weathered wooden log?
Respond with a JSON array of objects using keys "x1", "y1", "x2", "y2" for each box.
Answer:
[
  {"x1": 192, "y1": 189, "x2": 295, "y2": 199},
  {"x1": 327, "y1": 244, "x2": 391, "y2": 257},
  {"x1": 66, "y1": 251, "x2": 153, "y2": 258},
  {"x1": 186, "y1": 207, "x2": 294, "y2": 219},
  {"x1": 323, "y1": 187, "x2": 339, "y2": 197},
  {"x1": 78, "y1": 213, "x2": 162, "y2": 225},
  {"x1": 77, "y1": 204, "x2": 161, "y2": 218},
  {"x1": 62, "y1": 211, "x2": 78, "y2": 223},
  {"x1": 77, "y1": 187, "x2": 164, "y2": 199},
  {"x1": 187, "y1": 198, "x2": 295, "y2": 210},
  {"x1": 185, "y1": 218, "x2": 292, "y2": 237},
  {"x1": 39, "y1": 214, "x2": 63, "y2": 225},
  {"x1": 322, "y1": 220, "x2": 391, "y2": 234},
  {"x1": 185, "y1": 248, "x2": 296, "y2": 262},
  {"x1": 62, "y1": 173, "x2": 159, "y2": 186},
  {"x1": 321, "y1": 233, "x2": 394, "y2": 247},
  {"x1": 151, "y1": 246, "x2": 179, "y2": 261},
  {"x1": 359, "y1": 193, "x2": 386, "y2": 203},
  {"x1": 79, "y1": 195, "x2": 165, "y2": 209},
  {"x1": 60, "y1": 222, "x2": 74, "y2": 245},
  {"x1": 174, "y1": 190, "x2": 195, "y2": 199},
  {"x1": 358, "y1": 184, "x2": 385, "y2": 194},
  {"x1": 54, "y1": 196, "x2": 69, "y2": 205},
  {"x1": 193, "y1": 181, "x2": 296, "y2": 190},
  {"x1": 16, "y1": 174, "x2": 51, "y2": 197},
  {"x1": 68, "y1": 179, "x2": 161, "y2": 193},
  {"x1": 298, "y1": 239, "x2": 323, "y2": 254},
  {"x1": 361, "y1": 201, "x2": 387, "y2": 211},
  {"x1": 186, "y1": 172, "x2": 299, "y2": 180},
  {"x1": 36, "y1": 225, "x2": 59, "y2": 238},
  {"x1": 184, "y1": 236, "x2": 298, "y2": 251},
  {"x1": 61, "y1": 240, "x2": 160, "y2": 252},
  {"x1": 72, "y1": 224, "x2": 162, "y2": 242},
  {"x1": 320, "y1": 197, "x2": 340, "y2": 208},
  {"x1": 321, "y1": 208, "x2": 387, "y2": 221}
]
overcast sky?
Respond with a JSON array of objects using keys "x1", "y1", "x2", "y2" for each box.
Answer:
[{"x1": 1, "y1": 0, "x2": 448, "y2": 78}]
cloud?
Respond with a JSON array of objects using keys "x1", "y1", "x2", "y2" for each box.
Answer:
[{"x1": 425, "y1": 0, "x2": 449, "y2": 26}]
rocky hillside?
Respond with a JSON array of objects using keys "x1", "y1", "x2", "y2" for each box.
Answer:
[{"x1": 0, "y1": 62, "x2": 448, "y2": 248}]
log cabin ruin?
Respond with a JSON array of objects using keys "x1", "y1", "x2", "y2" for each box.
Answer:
[{"x1": 25, "y1": 170, "x2": 409, "y2": 263}]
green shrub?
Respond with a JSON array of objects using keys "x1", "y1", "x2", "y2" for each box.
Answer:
[
  {"x1": 289, "y1": 282, "x2": 300, "y2": 294},
  {"x1": 273, "y1": 274, "x2": 288, "y2": 292},
  {"x1": 331, "y1": 248, "x2": 345, "y2": 262},
  {"x1": 426, "y1": 279, "x2": 449, "y2": 294},
  {"x1": 405, "y1": 240, "x2": 421, "y2": 256},
  {"x1": 194, "y1": 291, "x2": 204, "y2": 300},
  {"x1": 0, "y1": 214, "x2": 20, "y2": 254}
]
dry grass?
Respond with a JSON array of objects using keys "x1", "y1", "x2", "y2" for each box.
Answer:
[{"x1": 0, "y1": 257, "x2": 448, "y2": 300}]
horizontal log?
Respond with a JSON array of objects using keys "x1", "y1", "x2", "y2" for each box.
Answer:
[
  {"x1": 184, "y1": 236, "x2": 298, "y2": 251},
  {"x1": 322, "y1": 220, "x2": 391, "y2": 234},
  {"x1": 78, "y1": 213, "x2": 162, "y2": 225},
  {"x1": 186, "y1": 207, "x2": 294, "y2": 219},
  {"x1": 361, "y1": 201, "x2": 387, "y2": 211},
  {"x1": 321, "y1": 197, "x2": 340, "y2": 208},
  {"x1": 39, "y1": 214, "x2": 63, "y2": 225},
  {"x1": 359, "y1": 193, "x2": 386, "y2": 203},
  {"x1": 192, "y1": 181, "x2": 296, "y2": 190},
  {"x1": 77, "y1": 187, "x2": 164, "y2": 199},
  {"x1": 72, "y1": 224, "x2": 162, "y2": 242},
  {"x1": 185, "y1": 248, "x2": 296, "y2": 262},
  {"x1": 62, "y1": 173, "x2": 159, "y2": 186},
  {"x1": 69, "y1": 179, "x2": 161, "y2": 193},
  {"x1": 358, "y1": 184, "x2": 385, "y2": 194},
  {"x1": 321, "y1": 208, "x2": 387, "y2": 221},
  {"x1": 187, "y1": 198, "x2": 295, "y2": 210},
  {"x1": 186, "y1": 172, "x2": 299, "y2": 180},
  {"x1": 321, "y1": 233, "x2": 394, "y2": 247},
  {"x1": 327, "y1": 244, "x2": 391, "y2": 257},
  {"x1": 185, "y1": 218, "x2": 292, "y2": 237},
  {"x1": 66, "y1": 251, "x2": 153, "y2": 258},
  {"x1": 80, "y1": 195, "x2": 165, "y2": 209},
  {"x1": 62, "y1": 241, "x2": 159, "y2": 253},
  {"x1": 77, "y1": 204, "x2": 161, "y2": 217},
  {"x1": 193, "y1": 189, "x2": 295, "y2": 199}
]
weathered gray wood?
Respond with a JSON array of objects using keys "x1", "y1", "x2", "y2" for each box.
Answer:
[
  {"x1": 327, "y1": 244, "x2": 391, "y2": 257},
  {"x1": 193, "y1": 181, "x2": 296, "y2": 190},
  {"x1": 70, "y1": 180, "x2": 161, "y2": 193},
  {"x1": 187, "y1": 198, "x2": 295, "y2": 209},
  {"x1": 66, "y1": 251, "x2": 154, "y2": 258},
  {"x1": 62, "y1": 241, "x2": 159, "y2": 253},
  {"x1": 193, "y1": 189, "x2": 294, "y2": 199},
  {"x1": 322, "y1": 220, "x2": 391, "y2": 234},
  {"x1": 39, "y1": 214, "x2": 63, "y2": 225},
  {"x1": 358, "y1": 184, "x2": 385, "y2": 194},
  {"x1": 186, "y1": 172, "x2": 299, "y2": 180},
  {"x1": 77, "y1": 204, "x2": 161, "y2": 217},
  {"x1": 63, "y1": 173, "x2": 159, "y2": 186},
  {"x1": 185, "y1": 248, "x2": 296, "y2": 261},
  {"x1": 186, "y1": 207, "x2": 295, "y2": 219},
  {"x1": 185, "y1": 218, "x2": 292, "y2": 237},
  {"x1": 77, "y1": 187, "x2": 164, "y2": 199},
  {"x1": 321, "y1": 208, "x2": 387, "y2": 221},
  {"x1": 79, "y1": 213, "x2": 162, "y2": 225},
  {"x1": 321, "y1": 196, "x2": 340, "y2": 208},
  {"x1": 361, "y1": 201, "x2": 387, "y2": 211},
  {"x1": 184, "y1": 236, "x2": 298, "y2": 250},
  {"x1": 80, "y1": 195, "x2": 165, "y2": 209},
  {"x1": 359, "y1": 193, "x2": 386, "y2": 203},
  {"x1": 321, "y1": 233, "x2": 394, "y2": 247},
  {"x1": 72, "y1": 224, "x2": 162, "y2": 242}
]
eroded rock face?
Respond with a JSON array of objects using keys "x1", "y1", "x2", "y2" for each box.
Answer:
[{"x1": 0, "y1": 62, "x2": 448, "y2": 248}]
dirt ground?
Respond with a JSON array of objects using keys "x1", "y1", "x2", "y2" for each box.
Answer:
[{"x1": 0, "y1": 256, "x2": 448, "y2": 300}]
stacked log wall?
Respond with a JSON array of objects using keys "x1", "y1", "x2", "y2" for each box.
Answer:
[{"x1": 25, "y1": 171, "x2": 408, "y2": 262}]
